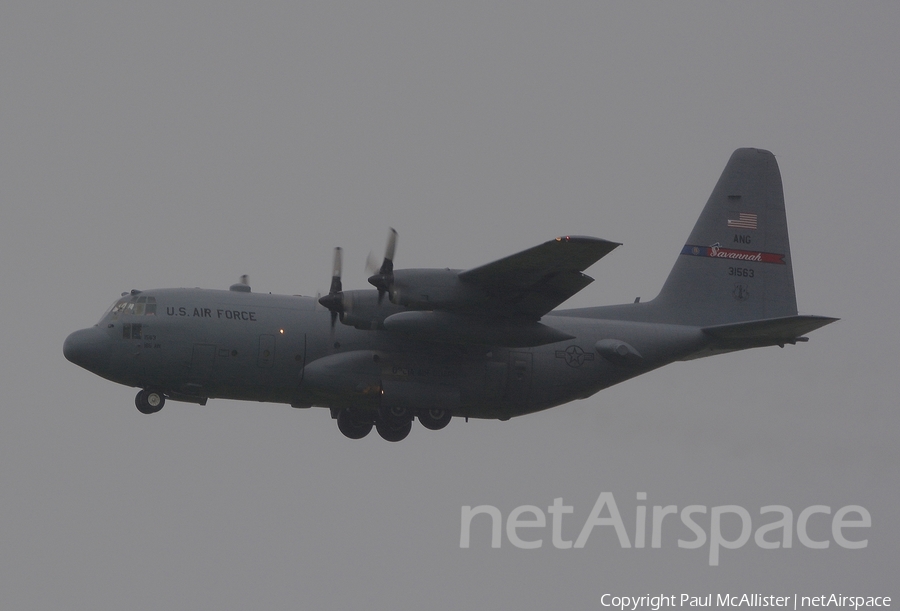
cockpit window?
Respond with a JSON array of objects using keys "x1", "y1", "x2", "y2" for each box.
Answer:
[
  {"x1": 101, "y1": 295, "x2": 157, "y2": 322},
  {"x1": 100, "y1": 298, "x2": 127, "y2": 322}
]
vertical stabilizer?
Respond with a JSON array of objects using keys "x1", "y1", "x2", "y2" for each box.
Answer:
[{"x1": 652, "y1": 148, "x2": 798, "y2": 326}]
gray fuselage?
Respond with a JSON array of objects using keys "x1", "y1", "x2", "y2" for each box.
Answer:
[{"x1": 66, "y1": 287, "x2": 710, "y2": 420}]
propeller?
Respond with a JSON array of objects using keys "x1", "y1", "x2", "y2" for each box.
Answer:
[
  {"x1": 317, "y1": 247, "x2": 343, "y2": 328},
  {"x1": 367, "y1": 227, "x2": 397, "y2": 304}
]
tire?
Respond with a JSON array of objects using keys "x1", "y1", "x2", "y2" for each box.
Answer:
[
  {"x1": 380, "y1": 405, "x2": 411, "y2": 426},
  {"x1": 135, "y1": 389, "x2": 165, "y2": 414},
  {"x1": 418, "y1": 408, "x2": 452, "y2": 431},
  {"x1": 337, "y1": 409, "x2": 374, "y2": 439},
  {"x1": 375, "y1": 417, "x2": 412, "y2": 442}
]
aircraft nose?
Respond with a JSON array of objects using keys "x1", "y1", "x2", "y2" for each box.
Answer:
[{"x1": 63, "y1": 326, "x2": 110, "y2": 374}]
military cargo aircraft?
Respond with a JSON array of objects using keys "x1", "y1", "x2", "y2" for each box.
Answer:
[{"x1": 64, "y1": 148, "x2": 836, "y2": 441}]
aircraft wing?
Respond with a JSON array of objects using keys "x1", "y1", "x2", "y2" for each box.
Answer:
[{"x1": 457, "y1": 236, "x2": 621, "y2": 319}]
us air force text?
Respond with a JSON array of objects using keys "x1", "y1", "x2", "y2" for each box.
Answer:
[{"x1": 166, "y1": 306, "x2": 257, "y2": 320}]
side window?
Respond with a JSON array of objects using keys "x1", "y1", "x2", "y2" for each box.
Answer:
[
  {"x1": 146, "y1": 296, "x2": 156, "y2": 315},
  {"x1": 122, "y1": 323, "x2": 142, "y2": 340}
]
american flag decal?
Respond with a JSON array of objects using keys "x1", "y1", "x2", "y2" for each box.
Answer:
[{"x1": 727, "y1": 212, "x2": 758, "y2": 229}]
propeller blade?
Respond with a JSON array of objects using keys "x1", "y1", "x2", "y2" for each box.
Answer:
[
  {"x1": 318, "y1": 246, "x2": 344, "y2": 328},
  {"x1": 368, "y1": 228, "x2": 397, "y2": 303},
  {"x1": 381, "y1": 227, "x2": 397, "y2": 275},
  {"x1": 329, "y1": 247, "x2": 343, "y2": 295},
  {"x1": 365, "y1": 251, "x2": 381, "y2": 276}
]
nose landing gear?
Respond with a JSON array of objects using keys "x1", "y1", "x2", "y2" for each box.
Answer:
[{"x1": 135, "y1": 389, "x2": 165, "y2": 414}]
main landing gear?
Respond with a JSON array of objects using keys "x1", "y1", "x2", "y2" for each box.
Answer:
[
  {"x1": 417, "y1": 408, "x2": 452, "y2": 431},
  {"x1": 335, "y1": 406, "x2": 453, "y2": 441},
  {"x1": 375, "y1": 407, "x2": 413, "y2": 442},
  {"x1": 135, "y1": 389, "x2": 165, "y2": 414},
  {"x1": 336, "y1": 409, "x2": 374, "y2": 439}
]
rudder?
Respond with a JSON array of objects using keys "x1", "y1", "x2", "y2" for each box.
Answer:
[{"x1": 652, "y1": 148, "x2": 798, "y2": 326}]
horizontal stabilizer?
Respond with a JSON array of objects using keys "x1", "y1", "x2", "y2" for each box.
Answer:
[{"x1": 702, "y1": 315, "x2": 838, "y2": 347}]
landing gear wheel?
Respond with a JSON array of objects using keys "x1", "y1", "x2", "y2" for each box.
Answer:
[
  {"x1": 418, "y1": 408, "x2": 452, "y2": 430},
  {"x1": 135, "y1": 389, "x2": 165, "y2": 414},
  {"x1": 375, "y1": 417, "x2": 412, "y2": 442},
  {"x1": 337, "y1": 409, "x2": 374, "y2": 439},
  {"x1": 381, "y1": 405, "x2": 411, "y2": 424}
]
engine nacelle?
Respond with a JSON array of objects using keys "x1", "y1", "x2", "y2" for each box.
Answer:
[
  {"x1": 339, "y1": 290, "x2": 405, "y2": 330},
  {"x1": 388, "y1": 268, "x2": 485, "y2": 310}
]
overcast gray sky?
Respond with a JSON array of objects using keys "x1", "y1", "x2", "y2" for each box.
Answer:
[{"x1": 2, "y1": 2, "x2": 898, "y2": 609}]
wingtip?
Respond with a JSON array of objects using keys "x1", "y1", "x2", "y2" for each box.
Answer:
[{"x1": 553, "y1": 235, "x2": 622, "y2": 248}]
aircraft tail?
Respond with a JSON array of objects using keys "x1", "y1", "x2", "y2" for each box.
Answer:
[{"x1": 651, "y1": 148, "x2": 800, "y2": 326}]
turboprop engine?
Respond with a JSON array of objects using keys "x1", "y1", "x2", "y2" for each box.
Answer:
[
  {"x1": 384, "y1": 268, "x2": 486, "y2": 310},
  {"x1": 338, "y1": 290, "x2": 404, "y2": 330}
]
